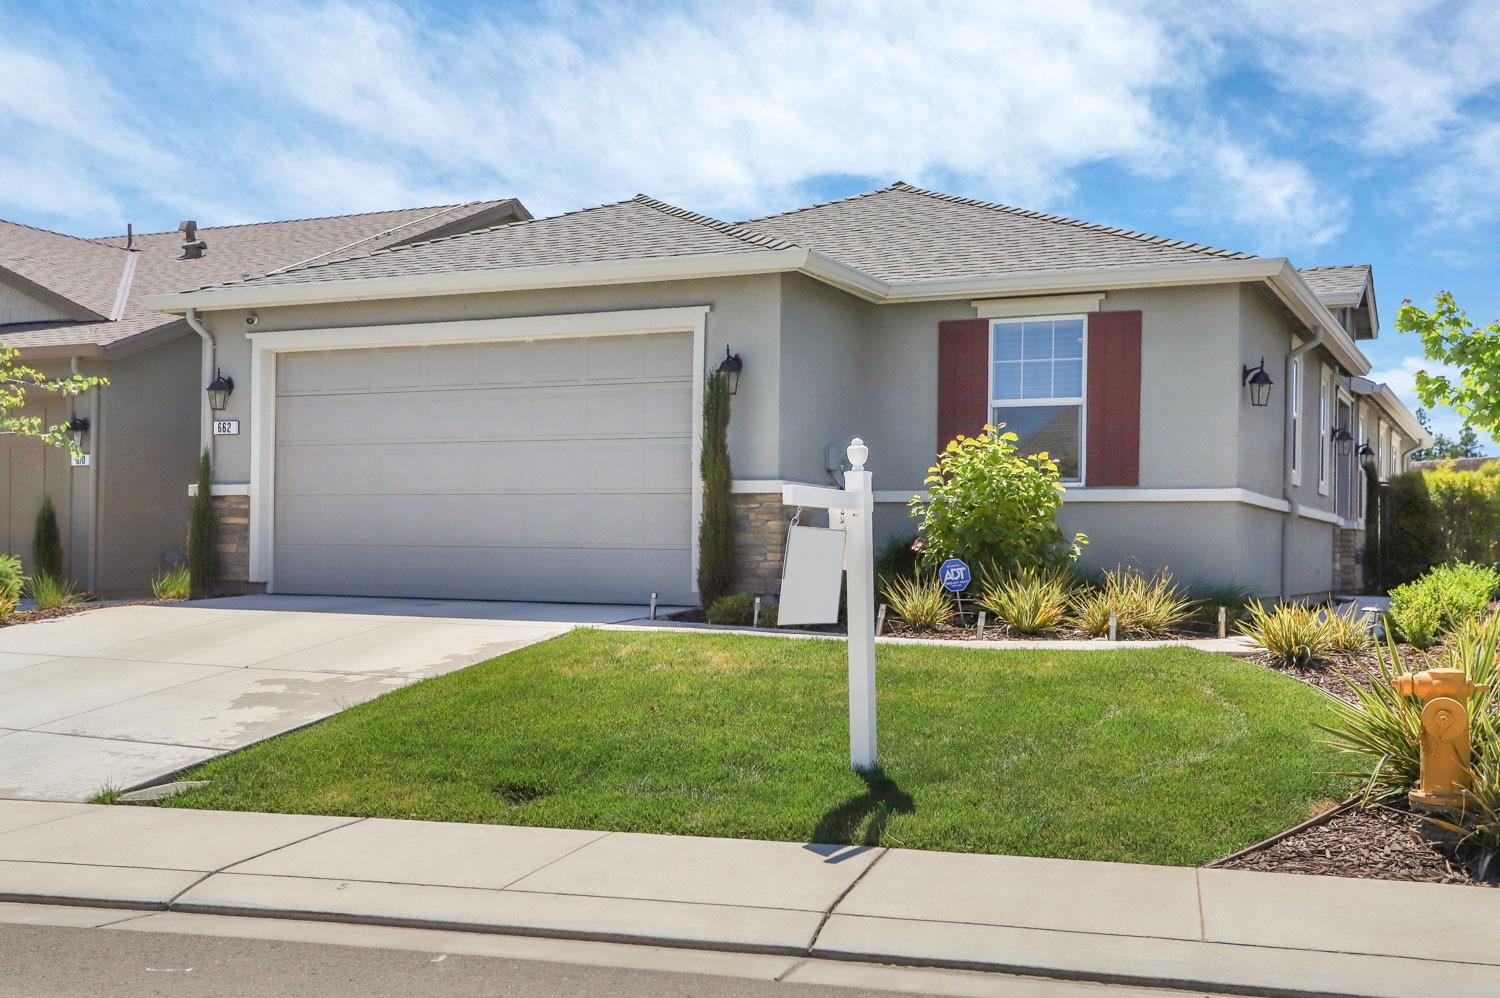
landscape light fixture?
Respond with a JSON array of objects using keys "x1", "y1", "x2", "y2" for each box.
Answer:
[
  {"x1": 206, "y1": 369, "x2": 235, "y2": 412},
  {"x1": 1241, "y1": 358, "x2": 1273, "y2": 407},
  {"x1": 716, "y1": 345, "x2": 744, "y2": 394}
]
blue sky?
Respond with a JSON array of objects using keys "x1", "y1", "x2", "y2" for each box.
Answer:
[{"x1": 3, "y1": 0, "x2": 1496, "y2": 450}]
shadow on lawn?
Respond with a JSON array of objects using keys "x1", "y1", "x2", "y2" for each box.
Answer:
[{"x1": 812, "y1": 767, "x2": 915, "y2": 847}]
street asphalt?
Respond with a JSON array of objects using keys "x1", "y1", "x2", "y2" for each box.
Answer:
[{"x1": 0, "y1": 922, "x2": 1178, "y2": 998}]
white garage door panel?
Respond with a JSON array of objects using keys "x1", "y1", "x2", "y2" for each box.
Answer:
[{"x1": 273, "y1": 333, "x2": 694, "y2": 603}]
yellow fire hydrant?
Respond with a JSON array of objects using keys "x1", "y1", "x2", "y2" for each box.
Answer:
[{"x1": 1394, "y1": 667, "x2": 1490, "y2": 811}]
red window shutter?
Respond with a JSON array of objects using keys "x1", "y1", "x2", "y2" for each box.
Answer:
[
  {"x1": 1085, "y1": 310, "x2": 1142, "y2": 486},
  {"x1": 937, "y1": 319, "x2": 990, "y2": 451}
]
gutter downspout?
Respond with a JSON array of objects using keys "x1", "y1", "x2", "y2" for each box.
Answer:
[
  {"x1": 184, "y1": 308, "x2": 214, "y2": 455},
  {"x1": 72, "y1": 357, "x2": 100, "y2": 594},
  {"x1": 1281, "y1": 327, "x2": 1324, "y2": 601}
]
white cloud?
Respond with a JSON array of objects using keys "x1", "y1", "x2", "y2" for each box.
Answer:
[
  {"x1": 1421, "y1": 121, "x2": 1500, "y2": 229},
  {"x1": 1367, "y1": 354, "x2": 1485, "y2": 445},
  {"x1": 1184, "y1": 141, "x2": 1348, "y2": 252}
]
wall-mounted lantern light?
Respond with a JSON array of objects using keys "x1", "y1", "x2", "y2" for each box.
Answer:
[
  {"x1": 1333, "y1": 425, "x2": 1355, "y2": 457},
  {"x1": 66, "y1": 415, "x2": 90, "y2": 446},
  {"x1": 1241, "y1": 358, "x2": 1273, "y2": 407},
  {"x1": 716, "y1": 345, "x2": 744, "y2": 395},
  {"x1": 1357, "y1": 441, "x2": 1376, "y2": 469},
  {"x1": 206, "y1": 369, "x2": 235, "y2": 412}
]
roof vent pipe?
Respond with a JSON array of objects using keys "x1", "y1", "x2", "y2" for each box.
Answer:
[
  {"x1": 126, "y1": 223, "x2": 134, "y2": 251},
  {"x1": 178, "y1": 220, "x2": 206, "y2": 259}
]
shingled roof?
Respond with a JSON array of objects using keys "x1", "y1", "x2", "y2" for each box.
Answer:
[
  {"x1": 1297, "y1": 264, "x2": 1371, "y2": 303},
  {"x1": 0, "y1": 199, "x2": 528, "y2": 352},
  {"x1": 232, "y1": 195, "x2": 797, "y2": 289},
  {"x1": 737, "y1": 182, "x2": 1256, "y2": 282}
]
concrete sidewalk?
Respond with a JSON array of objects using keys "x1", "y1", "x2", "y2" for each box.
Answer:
[{"x1": 0, "y1": 802, "x2": 1495, "y2": 997}]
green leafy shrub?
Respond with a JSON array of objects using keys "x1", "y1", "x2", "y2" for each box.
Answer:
[
  {"x1": 978, "y1": 567, "x2": 1071, "y2": 635},
  {"x1": 881, "y1": 574, "x2": 954, "y2": 629},
  {"x1": 32, "y1": 496, "x2": 63, "y2": 582},
  {"x1": 706, "y1": 592, "x2": 777, "y2": 627},
  {"x1": 911, "y1": 427, "x2": 1085, "y2": 572},
  {"x1": 1071, "y1": 568, "x2": 1194, "y2": 638},
  {"x1": 875, "y1": 533, "x2": 920, "y2": 587},
  {"x1": 0, "y1": 554, "x2": 23, "y2": 622},
  {"x1": 1237, "y1": 601, "x2": 1337, "y2": 666},
  {"x1": 1426, "y1": 463, "x2": 1500, "y2": 567},
  {"x1": 1384, "y1": 471, "x2": 1442, "y2": 588},
  {"x1": 152, "y1": 563, "x2": 191, "y2": 601},
  {"x1": 188, "y1": 449, "x2": 218, "y2": 599},
  {"x1": 1388, "y1": 562, "x2": 1500, "y2": 648},
  {"x1": 27, "y1": 573, "x2": 81, "y2": 610},
  {"x1": 697, "y1": 370, "x2": 735, "y2": 610}
]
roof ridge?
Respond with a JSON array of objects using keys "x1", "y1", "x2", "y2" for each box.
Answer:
[
  {"x1": 735, "y1": 182, "x2": 908, "y2": 225},
  {"x1": 1297, "y1": 263, "x2": 1371, "y2": 272},
  {"x1": 628, "y1": 194, "x2": 800, "y2": 250},
  {"x1": 94, "y1": 200, "x2": 505, "y2": 240},
  {"x1": 184, "y1": 195, "x2": 645, "y2": 291},
  {"x1": 884, "y1": 182, "x2": 1254, "y2": 261},
  {"x1": 0, "y1": 217, "x2": 131, "y2": 252}
]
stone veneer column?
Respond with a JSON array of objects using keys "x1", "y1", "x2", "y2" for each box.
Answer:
[
  {"x1": 1333, "y1": 526, "x2": 1364, "y2": 594},
  {"x1": 210, "y1": 495, "x2": 263, "y2": 593},
  {"x1": 730, "y1": 492, "x2": 790, "y2": 597}
]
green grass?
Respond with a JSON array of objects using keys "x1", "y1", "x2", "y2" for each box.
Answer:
[{"x1": 157, "y1": 630, "x2": 1349, "y2": 866}]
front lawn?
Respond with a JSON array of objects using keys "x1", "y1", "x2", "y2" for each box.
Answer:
[{"x1": 157, "y1": 630, "x2": 1348, "y2": 866}]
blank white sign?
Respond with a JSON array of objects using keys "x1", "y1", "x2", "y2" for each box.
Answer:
[{"x1": 778, "y1": 525, "x2": 846, "y2": 626}]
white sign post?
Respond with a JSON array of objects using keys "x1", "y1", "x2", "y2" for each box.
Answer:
[{"x1": 780, "y1": 438, "x2": 877, "y2": 771}]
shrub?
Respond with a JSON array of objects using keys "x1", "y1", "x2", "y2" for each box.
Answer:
[
  {"x1": 0, "y1": 554, "x2": 22, "y2": 622},
  {"x1": 1237, "y1": 601, "x2": 1337, "y2": 666},
  {"x1": 706, "y1": 592, "x2": 777, "y2": 627},
  {"x1": 1388, "y1": 562, "x2": 1499, "y2": 647},
  {"x1": 152, "y1": 563, "x2": 191, "y2": 601},
  {"x1": 1071, "y1": 568, "x2": 1195, "y2": 638},
  {"x1": 32, "y1": 496, "x2": 63, "y2": 582},
  {"x1": 1384, "y1": 471, "x2": 1442, "y2": 588},
  {"x1": 1426, "y1": 464, "x2": 1500, "y2": 567},
  {"x1": 697, "y1": 369, "x2": 735, "y2": 609},
  {"x1": 875, "y1": 533, "x2": 920, "y2": 587},
  {"x1": 187, "y1": 449, "x2": 218, "y2": 599},
  {"x1": 911, "y1": 427, "x2": 1085, "y2": 572},
  {"x1": 881, "y1": 574, "x2": 954, "y2": 629},
  {"x1": 978, "y1": 567, "x2": 1071, "y2": 635},
  {"x1": 27, "y1": 573, "x2": 81, "y2": 610},
  {"x1": 1319, "y1": 635, "x2": 1425, "y2": 801},
  {"x1": 1323, "y1": 603, "x2": 1375, "y2": 656}
]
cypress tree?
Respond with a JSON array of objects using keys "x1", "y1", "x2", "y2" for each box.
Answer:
[
  {"x1": 697, "y1": 369, "x2": 735, "y2": 608},
  {"x1": 32, "y1": 496, "x2": 63, "y2": 581},
  {"x1": 187, "y1": 449, "x2": 219, "y2": 599}
]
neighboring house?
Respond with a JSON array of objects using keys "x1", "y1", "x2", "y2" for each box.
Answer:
[
  {"x1": 145, "y1": 183, "x2": 1430, "y2": 604},
  {"x1": 0, "y1": 198, "x2": 530, "y2": 593},
  {"x1": 1411, "y1": 456, "x2": 1499, "y2": 473}
]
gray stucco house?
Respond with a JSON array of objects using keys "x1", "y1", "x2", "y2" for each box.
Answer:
[
  {"x1": 136, "y1": 183, "x2": 1429, "y2": 605},
  {"x1": 0, "y1": 199, "x2": 529, "y2": 593}
]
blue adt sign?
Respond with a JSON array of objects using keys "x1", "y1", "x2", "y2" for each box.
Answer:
[{"x1": 939, "y1": 558, "x2": 971, "y2": 593}]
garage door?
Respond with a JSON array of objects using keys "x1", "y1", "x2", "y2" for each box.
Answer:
[{"x1": 272, "y1": 332, "x2": 694, "y2": 604}]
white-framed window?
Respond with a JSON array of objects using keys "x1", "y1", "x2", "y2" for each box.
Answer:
[
  {"x1": 1358, "y1": 413, "x2": 1368, "y2": 516},
  {"x1": 1391, "y1": 435, "x2": 1400, "y2": 476},
  {"x1": 1290, "y1": 357, "x2": 1302, "y2": 486},
  {"x1": 1317, "y1": 365, "x2": 1331, "y2": 495},
  {"x1": 989, "y1": 315, "x2": 1086, "y2": 482}
]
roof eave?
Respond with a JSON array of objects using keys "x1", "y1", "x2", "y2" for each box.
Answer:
[{"x1": 144, "y1": 248, "x2": 812, "y2": 313}]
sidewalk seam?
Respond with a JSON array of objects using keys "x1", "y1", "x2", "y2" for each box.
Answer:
[
  {"x1": 165, "y1": 816, "x2": 369, "y2": 908},
  {"x1": 495, "y1": 830, "x2": 614, "y2": 891},
  {"x1": 1195, "y1": 868, "x2": 1207, "y2": 941},
  {"x1": 806, "y1": 847, "x2": 888, "y2": 954}
]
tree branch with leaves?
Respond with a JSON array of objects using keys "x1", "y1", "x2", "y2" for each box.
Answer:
[
  {"x1": 0, "y1": 344, "x2": 107, "y2": 454},
  {"x1": 1397, "y1": 293, "x2": 1500, "y2": 445}
]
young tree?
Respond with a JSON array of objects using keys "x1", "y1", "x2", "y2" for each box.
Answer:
[
  {"x1": 187, "y1": 449, "x2": 219, "y2": 599},
  {"x1": 1411, "y1": 407, "x2": 1484, "y2": 461},
  {"x1": 696, "y1": 369, "x2": 735, "y2": 608},
  {"x1": 1397, "y1": 293, "x2": 1500, "y2": 445},
  {"x1": 0, "y1": 344, "x2": 107, "y2": 454}
]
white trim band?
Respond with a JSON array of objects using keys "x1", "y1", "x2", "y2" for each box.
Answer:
[{"x1": 186, "y1": 482, "x2": 251, "y2": 497}]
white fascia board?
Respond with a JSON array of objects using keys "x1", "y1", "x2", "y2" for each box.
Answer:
[
  {"x1": 1374, "y1": 383, "x2": 1432, "y2": 447},
  {"x1": 799, "y1": 250, "x2": 889, "y2": 301},
  {"x1": 1266, "y1": 263, "x2": 1370, "y2": 375},
  {"x1": 875, "y1": 258, "x2": 1287, "y2": 303},
  {"x1": 144, "y1": 248, "x2": 810, "y2": 314}
]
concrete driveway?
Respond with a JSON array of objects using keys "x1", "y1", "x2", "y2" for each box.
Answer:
[{"x1": 0, "y1": 596, "x2": 660, "y2": 802}]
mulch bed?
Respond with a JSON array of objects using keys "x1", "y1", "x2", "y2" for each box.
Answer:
[
  {"x1": 1215, "y1": 803, "x2": 1497, "y2": 887},
  {"x1": 664, "y1": 608, "x2": 1215, "y2": 642},
  {"x1": 1, "y1": 599, "x2": 161, "y2": 628}
]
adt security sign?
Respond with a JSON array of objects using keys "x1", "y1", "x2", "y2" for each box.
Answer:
[{"x1": 939, "y1": 558, "x2": 971, "y2": 593}]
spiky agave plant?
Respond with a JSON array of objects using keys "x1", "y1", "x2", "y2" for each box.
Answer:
[
  {"x1": 1237, "y1": 601, "x2": 1337, "y2": 667},
  {"x1": 978, "y1": 566, "x2": 1071, "y2": 635},
  {"x1": 881, "y1": 574, "x2": 954, "y2": 629},
  {"x1": 1317, "y1": 630, "x2": 1423, "y2": 802}
]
